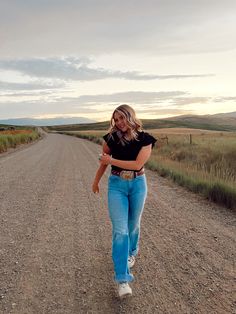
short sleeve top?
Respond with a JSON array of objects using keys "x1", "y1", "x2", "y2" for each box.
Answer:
[{"x1": 103, "y1": 131, "x2": 157, "y2": 171}]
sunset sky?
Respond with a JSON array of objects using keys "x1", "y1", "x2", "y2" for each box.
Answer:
[{"x1": 0, "y1": 0, "x2": 236, "y2": 121}]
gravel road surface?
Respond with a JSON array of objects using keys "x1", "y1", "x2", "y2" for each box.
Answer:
[{"x1": 0, "y1": 133, "x2": 235, "y2": 314}]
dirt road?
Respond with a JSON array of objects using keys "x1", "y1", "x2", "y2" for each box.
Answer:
[{"x1": 0, "y1": 133, "x2": 235, "y2": 314}]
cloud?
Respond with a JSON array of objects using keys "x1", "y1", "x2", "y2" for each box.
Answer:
[
  {"x1": 74, "y1": 91, "x2": 188, "y2": 104},
  {"x1": 0, "y1": 79, "x2": 64, "y2": 90},
  {"x1": 1, "y1": 90, "x2": 211, "y2": 108},
  {"x1": 0, "y1": 91, "x2": 53, "y2": 97},
  {"x1": 0, "y1": 90, "x2": 198, "y2": 119},
  {"x1": 1, "y1": 1, "x2": 236, "y2": 57},
  {"x1": 35, "y1": 91, "x2": 187, "y2": 107},
  {"x1": 0, "y1": 58, "x2": 213, "y2": 81},
  {"x1": 1, "y1": 89, "x2": 234, "y2": 120},
  {"x1": 214, "y1": 96, "x2": 236, "y2": 102},
  {"x1": 170, "y1": 97, "x2": 210, "y2": 107},
  {"x1": 137, "y1": 108, "x2": 195, "y2": 116},
  {"x1": 0, "y1": 99, "x2": 97, "y2": 119}
]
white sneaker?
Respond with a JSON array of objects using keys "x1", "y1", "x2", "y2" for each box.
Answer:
[
  {"x1": 128, "y1": 256, "x2": 135, "y2": 268},
  {"x1": 118, "y1": 282, "x2": 132, "y2": 299}
]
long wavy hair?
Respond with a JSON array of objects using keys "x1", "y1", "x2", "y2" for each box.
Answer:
[{"x1": 108, "y1": 104, "x2": 142, "y2": 145}]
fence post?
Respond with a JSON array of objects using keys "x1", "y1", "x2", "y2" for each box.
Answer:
[{"x1": 190, "y1": 134, "x2": 192, "y2": 144}]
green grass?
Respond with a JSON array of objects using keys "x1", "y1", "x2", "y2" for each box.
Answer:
[
  {"x1": 0, "y1": 129, "x2": 41, "y2": 153},
  {"x1": 147, "y1": 159, "x2": 236, "y2": 209}
]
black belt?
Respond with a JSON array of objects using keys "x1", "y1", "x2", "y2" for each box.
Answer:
[{"x1": 111, "y1": 168, "x2": 144, "y2": 180}]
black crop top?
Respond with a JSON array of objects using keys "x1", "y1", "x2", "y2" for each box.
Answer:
[{"x1": 103, "y1": 131, "x2": 157, "y2": 171}]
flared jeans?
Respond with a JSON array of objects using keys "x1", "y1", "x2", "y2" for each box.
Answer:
[{"x1": 108, "y1": 174, "x2": 147, "y2": 283}]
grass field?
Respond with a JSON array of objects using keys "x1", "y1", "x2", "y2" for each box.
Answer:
[
  {"x1": 148, "y1": 129, "x2": 236, "y2": 209},
  {"x1": 59, "y1": 128, "x2": 236, "y2": 209},
  {"x1": 0, "y1": 128, "x2": 41, "y2": 153}
]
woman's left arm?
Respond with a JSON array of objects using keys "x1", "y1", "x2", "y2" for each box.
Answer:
[{"x1": 99, "y1": 144, "x2": 152, "y2": 170}]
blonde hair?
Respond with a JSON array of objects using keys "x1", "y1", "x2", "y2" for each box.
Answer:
[{"x1": 108, "y1": 104, "x2": 142, "y2": 145}]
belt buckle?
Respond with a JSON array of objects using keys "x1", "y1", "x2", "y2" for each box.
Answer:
[{"x1": 120, "y1": 170, "x2": 134, "y2": 180}]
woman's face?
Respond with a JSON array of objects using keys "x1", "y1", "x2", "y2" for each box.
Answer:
[{"x1": 113, "y1": 111, "x2": 128, "y2": 132}]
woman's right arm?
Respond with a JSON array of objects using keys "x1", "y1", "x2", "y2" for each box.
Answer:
[
  {"x1": 92, "y1": 164, "x2": 108, "y2": 193},
  {"x1": 92, "y1": 142, "x2": 111, "y2": 193}
]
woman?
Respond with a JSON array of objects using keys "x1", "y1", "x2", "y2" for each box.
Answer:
[{"x1": 92, "y1": 104, "x2": 156, "y2": 298}]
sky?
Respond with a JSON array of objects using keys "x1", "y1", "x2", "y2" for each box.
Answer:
[{"x1": 0, "y1": 0, "x2": 236, "y2": 122}]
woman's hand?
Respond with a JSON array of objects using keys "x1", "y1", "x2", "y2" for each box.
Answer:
[
  {"x1": 99, "y1": 153, "x2": 112, "y2": 165},
  {"x1": 92, "y1": 182, "x2": 99, "y2": 194}
]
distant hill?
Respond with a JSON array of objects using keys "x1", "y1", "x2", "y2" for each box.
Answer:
[
  {"x1": 212, "y1": 111, "x2": 236, "y2": 118},
  {"x1": 47, "y1": 111, "x2": 236, "y2": 132},
  {"x1": 169, "y1": 111, "x2": 236, "y2": 124},
  {"x1": 0, "y1": 117, "x2": 95, "y2": 126}
]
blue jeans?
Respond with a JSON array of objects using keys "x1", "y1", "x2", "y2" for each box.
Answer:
[{"x1": 108, "y1": 174, "x2": 147, "y2": 283}]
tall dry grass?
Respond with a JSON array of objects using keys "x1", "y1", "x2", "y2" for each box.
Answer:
[
  {"x1": 148, "y1": 130, "x2": 236, "y2": 208},
  {"x1": 0, "y1": 129, "x2": 40, "y2": 153}
]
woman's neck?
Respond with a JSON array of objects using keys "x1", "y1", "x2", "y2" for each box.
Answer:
[{"x1": 123, "y1": 131, "x2": 132, "y2": 141}]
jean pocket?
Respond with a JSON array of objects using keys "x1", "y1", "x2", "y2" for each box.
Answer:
[{"x1": 108, "y1": 175, "x2": 119, "y2": 184}]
